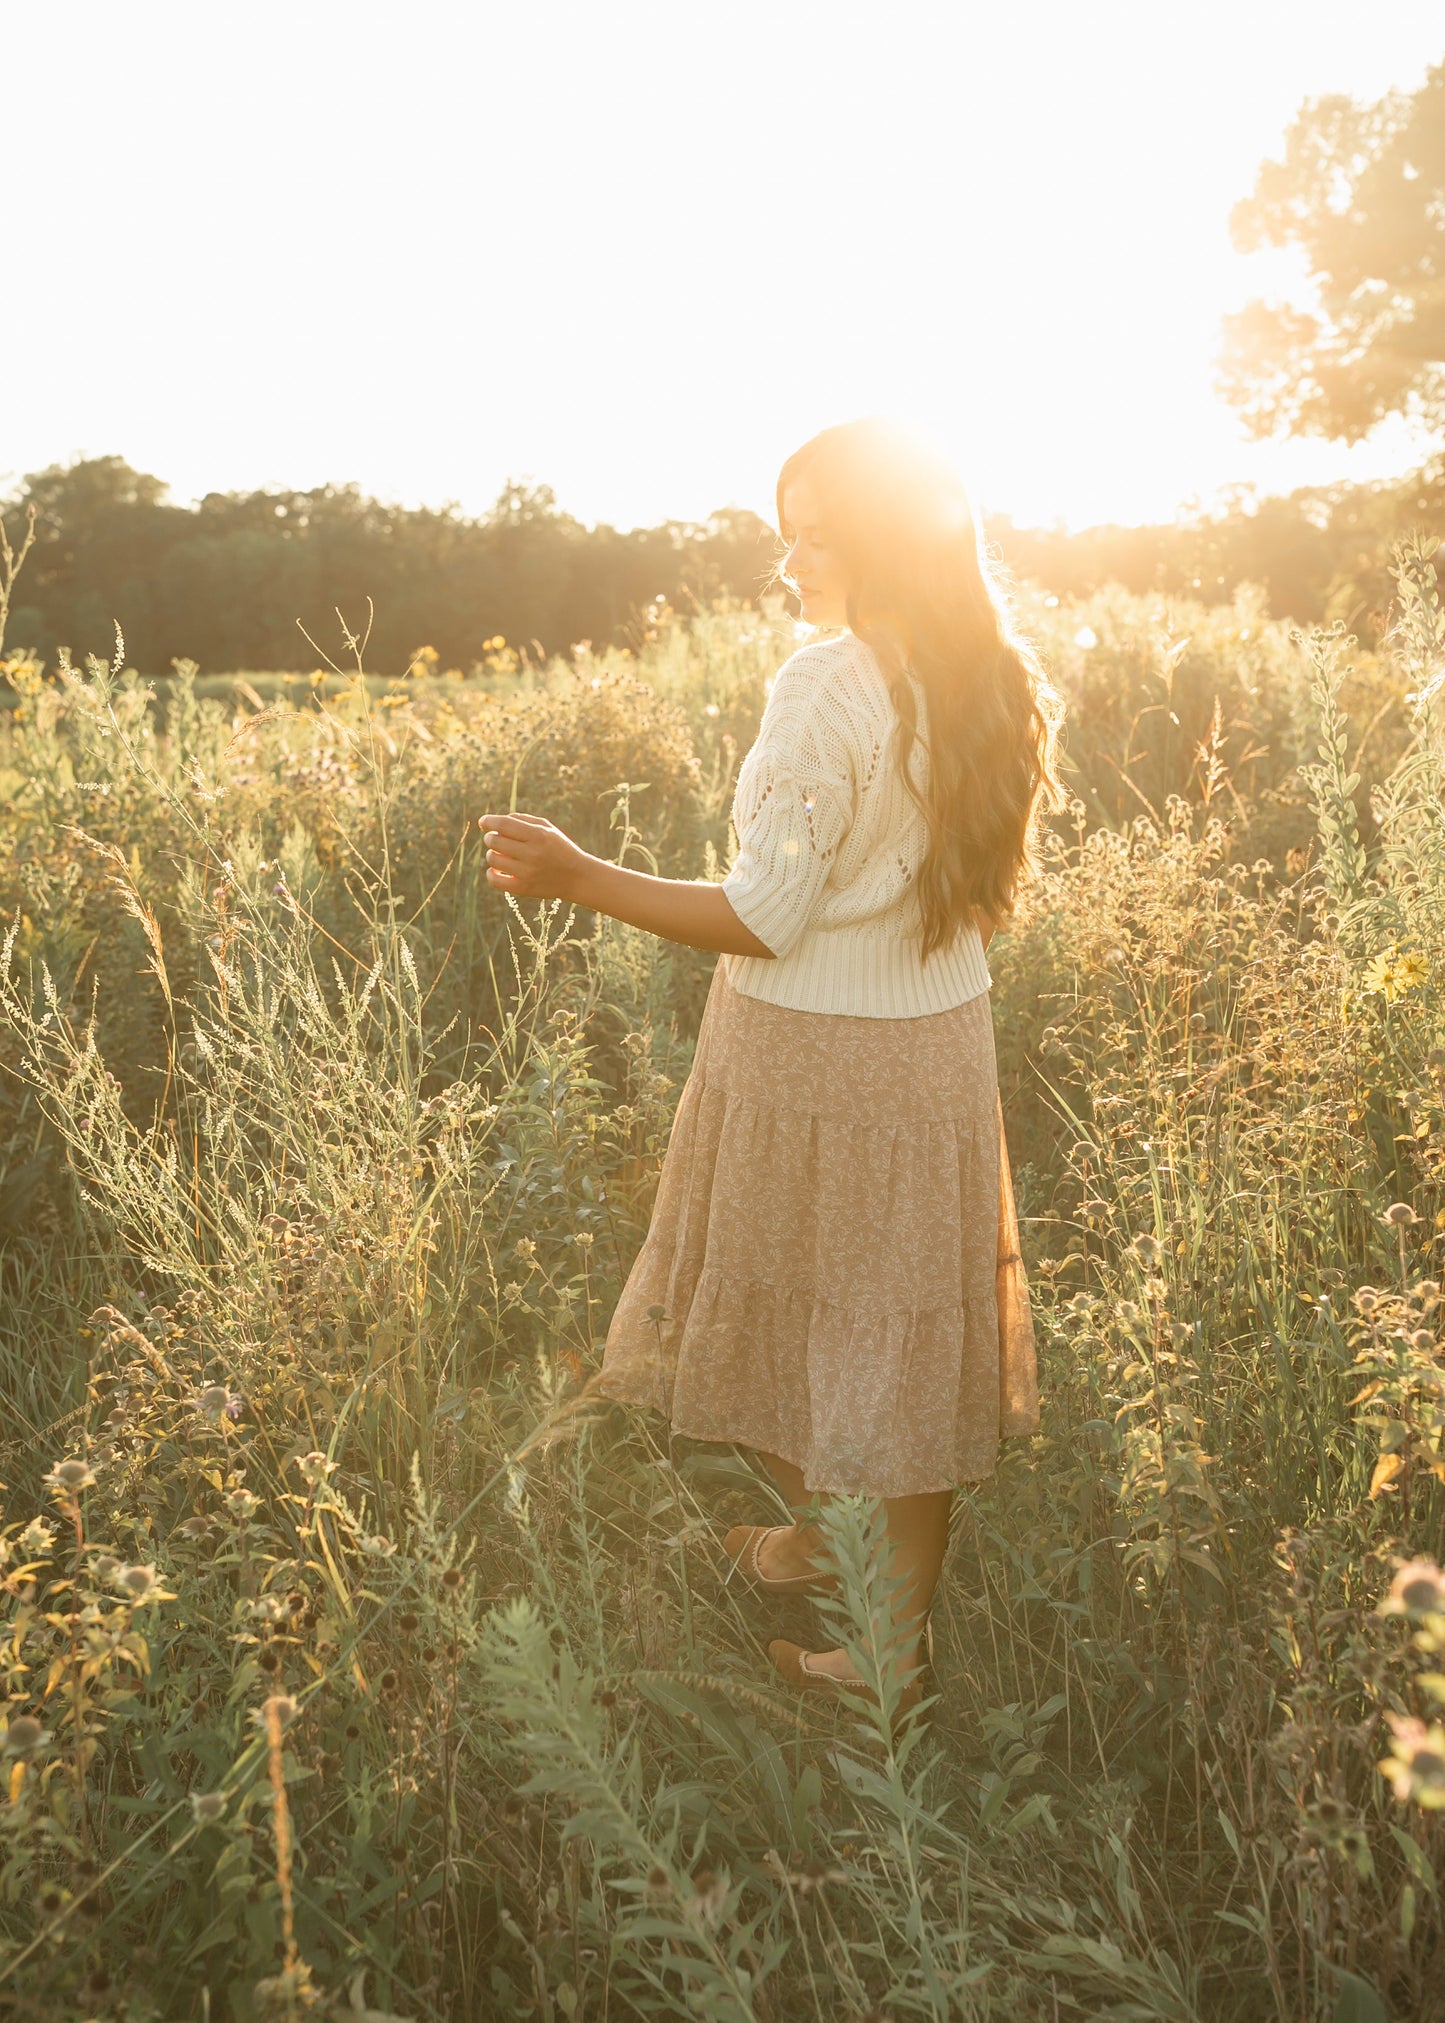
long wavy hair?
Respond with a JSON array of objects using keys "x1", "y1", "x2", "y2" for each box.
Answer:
[{"x1": 774, "y1": 418, "x2": 1067, "y2": 963}]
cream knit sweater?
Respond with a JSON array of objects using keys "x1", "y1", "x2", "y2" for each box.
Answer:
[{"x1": 720, "y1": 630, "x2": 992, "y2": 1019}]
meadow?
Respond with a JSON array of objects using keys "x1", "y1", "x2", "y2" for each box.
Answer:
[{"x1": 0, "y1": 556, "x2": 1442, "y2": 2022}]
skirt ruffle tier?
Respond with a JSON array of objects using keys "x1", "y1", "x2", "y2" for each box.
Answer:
[{"x1": 595, "y1": 954, "x2": 1040, "y2": 1498}]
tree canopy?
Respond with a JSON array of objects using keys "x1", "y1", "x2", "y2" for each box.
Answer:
[
  {"x1": 1219, "y1": 60, "x2": 1445, "y2": 442},
  {"x1": 0, "y1": 458, "x2": 780, "y2": 675}
]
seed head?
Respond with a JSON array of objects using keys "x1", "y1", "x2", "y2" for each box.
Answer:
[
  {"x1": 1384, "y1": 1202, "x2": 1420, "y2": 1227},
  {"x1": 225, "y1": 1488, "x2": 260, "y2": 1521},
  {"x1": 294, "y1": 1451, "x2": 336, "y2": 1487},
  {"x1": 190, "y1": 1790, "x2": 227, "y2": 1824},
  {"x1": 441, "y1": 1566, "x2": 463, "y2": 1591},
  {"x1": 4, "y1": 1716, "x2": 48, "y2": 1755},
  {"x1": 180, "y1": 1516, "x2": 211, "y2": 1540},
  {"x1": 195, "y1": 1385, "x2": 234, "y2": 1419},
  {"x1": 1378, "y1": 1558, "x2": 1445, "y2": 1619},
  {"x1": 44, "y1": 1457, "x2": 96, "y2": 1496},
  {"x1": 118, "y1": 1563, "x2": 159, "y2": 1600},
  {"x1": 646, "y1": 1303, "x2": 667, "y2": 1322}
]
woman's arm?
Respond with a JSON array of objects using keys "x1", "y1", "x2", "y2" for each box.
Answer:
[{"x1": 480, "y1": 812, "x2": 777, "y2": 959}]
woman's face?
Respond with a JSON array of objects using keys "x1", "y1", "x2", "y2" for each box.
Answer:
[{"x1": 780, "y1": 476, "x2": 850, "y2": 628}]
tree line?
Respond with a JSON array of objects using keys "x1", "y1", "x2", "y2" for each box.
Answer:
[{"x1": 1, "y1": 450, "x2": 1441, "y2": 677}]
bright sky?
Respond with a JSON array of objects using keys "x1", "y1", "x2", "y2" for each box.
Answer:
[{"x1": 8, "y1": 3, "x2": 1442, "y2": 533}]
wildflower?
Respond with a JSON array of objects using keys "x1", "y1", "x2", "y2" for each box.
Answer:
[
  {"x1": 195, "y1": 1384, "x2": 235, "y2": 1419},
  {"x1": 1133, "y1": 1233, "x2": 1163, "y2": 1266},
  {"x1": 190, "y1": 1790, "x2": 227, "y2": 1824},
  {"x1": 358, "y1": 1534, "x2": 396, "y2": 1559},
  {"x1": 646, "y1": 1303, "x2": 667, "y2": 1322},
  {"x1": 644, "y1": 1864, "x2": 673, "y2": 1906},
  {"x1": 3, "y1": 1716, "x2": 49, "y2": 1756},
  {"x1": 573, "y1": 1230, "x2": 594, "y2": 1249},
  {"x1": 1363, "y1": 950, "x2": 1401, "y2": 999},
  {"x1": 1380, "y1": 1712, "x2": 1445, "y2": 1807},
  {"x1": 1354, "y1": 1288, "x2": 1381, "y2": 1315},
  {"x1": 117, "y1": 1564, "x2": 160, "y2": 1601},
  {"x1": 253, "y1": 1693, "x2": 298, "y2": 1732},
  {"x1": 294, "y1": 1451, "x2": 336, "y2": 1488},
  {"x1": 17, "y1": 1519, "x2": 55, "y2": 1558},
  {"x1": 1378, "y1": 1559, "x2": 1445, "y2": 1618},
  {"x1": 1384, "y1": 1203, "x2": 1421, "y2": 1227},
  {"x1": 225, "y1": 1488, "x2": 260, "y2": 1521},
  {"x1": 37, "y1": 1883, "x2": 64, "y2": 1917},
  {"x1": 180, "y1": 1516, "x2": 211, "y2": 1540},
  {"x1": 397, "y1": 1612, "x2": 420, "y2": 1635},
  {"x1": 441, "y1": 1567, "x2": 463, "y2": 1591}
]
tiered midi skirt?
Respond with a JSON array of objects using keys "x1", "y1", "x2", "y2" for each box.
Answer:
[{"x1": 595, "y1": 954, "x2": 1040, "y2": 1498}]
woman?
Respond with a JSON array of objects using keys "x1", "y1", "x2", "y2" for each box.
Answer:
[{"x1": 480, "y1": 416, "x2": 1065, "y2": 1722}]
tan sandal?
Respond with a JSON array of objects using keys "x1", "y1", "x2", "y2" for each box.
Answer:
[
  {"x1": 723, "y1": 1524, "x2": 842, "y2": 1599},
  {"x1": 768, "y1": 1619, "x2": 935, "y2": 1726}
]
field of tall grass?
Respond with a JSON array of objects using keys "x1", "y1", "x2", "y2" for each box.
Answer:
[{"x1": 0, "y1": 555, "x2": 1442, "y2": 2021}]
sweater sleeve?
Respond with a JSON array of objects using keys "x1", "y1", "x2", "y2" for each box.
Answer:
[{"x1": 720, "y1": 657, "x2": 858, "y2": 961}]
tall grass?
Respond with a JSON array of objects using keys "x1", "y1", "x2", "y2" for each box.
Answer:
[{"x1": 0, "y1": 558, "x2": 1440, "y2": 2018}]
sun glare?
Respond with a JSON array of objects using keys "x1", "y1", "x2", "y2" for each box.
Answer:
[{"x1": 5, "y1": 4, "x2": 1443, "y2": 532}]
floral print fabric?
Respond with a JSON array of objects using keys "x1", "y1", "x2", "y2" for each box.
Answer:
[{"x1": 596, "y1": 956, "x2": 1040, "y2": 1497}]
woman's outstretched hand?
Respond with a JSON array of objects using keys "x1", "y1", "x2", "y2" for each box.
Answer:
[
  {"x1": 479, "y1": 811, "x2": 776, "y2": 958},
  {"x1": 479, "y1": 813, "x2": 595, "y2": 903}
]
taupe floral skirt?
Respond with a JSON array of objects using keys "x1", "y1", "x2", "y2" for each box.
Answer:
[{"x1": 595, "y1": 955, "x2": 1040, "y2": 1497}]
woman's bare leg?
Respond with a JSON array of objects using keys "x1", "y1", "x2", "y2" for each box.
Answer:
[
  {"x1": 754, "y1": 1451, "x2": 950, "y2": 1684},
  {"x1": 801, "y1": 1489, "x2": 950, "y2": 1684}
]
